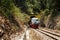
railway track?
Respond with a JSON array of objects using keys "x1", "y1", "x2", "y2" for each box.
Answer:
[
  {"x1": 36, "y1": 29, "x2": 60, "y2": 40},
  {"x1": 39, "y1": 28, "x2": 60, "y2": 37},
  {"x1": 25, "y1": 25, "x2": 60, "y2": 40}
]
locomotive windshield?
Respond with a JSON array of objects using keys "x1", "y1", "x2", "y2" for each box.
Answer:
[{"x1": 31, "y1": 18, "x2": 39, "y2": 24}]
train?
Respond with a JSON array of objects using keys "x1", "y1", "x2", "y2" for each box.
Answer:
[{"x1": 28, "y1": 16, "x2": 40, "y2": 29}]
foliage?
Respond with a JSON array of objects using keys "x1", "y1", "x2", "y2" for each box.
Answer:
[{"x1": 14, "y1": 0, "x2": 60, "y2": 17}]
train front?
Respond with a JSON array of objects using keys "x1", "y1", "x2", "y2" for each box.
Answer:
[{"x1": 30, "y1": 18, "x2": 40, "y2": 29}]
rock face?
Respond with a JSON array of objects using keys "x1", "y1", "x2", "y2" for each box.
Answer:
[
  {"x1": 0, "y1": 14, "x2": 22, "y2": 40},
  {"x1": 0, "y1": 15, "x2": 11, "y2": 40},
  {"x1": 0, "y1": 29, "x2": 4, "y2": 37},
  {"x1": 42, "y1": 14, "x2": 60, "y2": 30},
  {"x1": 56, "y1": 16, "x2": 60, "y2": 30}
]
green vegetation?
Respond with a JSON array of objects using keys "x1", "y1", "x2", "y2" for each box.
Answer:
[
  {"x1": 14, "y1": 0, "x2": 60, "y2": 30},
  {"x1": 0, "y1": 0, "x2": 60, "y2": 21},
  {"x1": 14, "y1": 0, "x2": 60, "y2": 16},
  {"x1": 14, "y1": 0, "x2": 60, "y2": 23}
]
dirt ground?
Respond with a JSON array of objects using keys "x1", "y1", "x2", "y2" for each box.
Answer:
[{"x1": 26, "y1": 28, "x2": 41, "y2": 40}]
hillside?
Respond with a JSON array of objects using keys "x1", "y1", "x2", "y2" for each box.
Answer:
[{"x1": 0, "y1": 0, "x2": 60, "y2": 40}]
